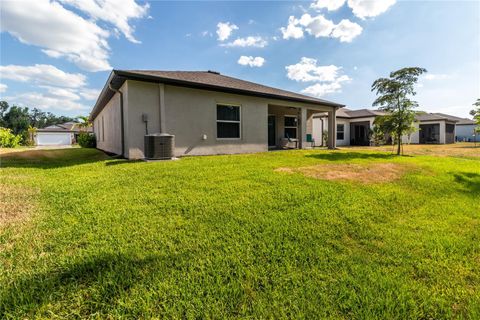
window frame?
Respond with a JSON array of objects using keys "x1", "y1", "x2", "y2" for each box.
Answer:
[
  {"x1": 337, "y1": 123, "x2": 345, "y2": 140},
  {"x1": 284, "y1": 115, "x2": 298, "y2": 139},
  {"x1": 216, "y1": 103, "x2": 242, "y2": 140}
]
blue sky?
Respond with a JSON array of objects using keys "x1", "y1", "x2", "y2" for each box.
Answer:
[{"x1": 0, "y1": 0, "x2": 479, "y2": 118}]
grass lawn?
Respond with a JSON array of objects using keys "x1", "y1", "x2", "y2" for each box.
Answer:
[{"x1": 1, "y1": 146, "x2": 479, "y2": 318}]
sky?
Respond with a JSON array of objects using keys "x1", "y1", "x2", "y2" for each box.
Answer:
[{"x1": 0, "y1": 0, "x2": 479, "y2": 118}]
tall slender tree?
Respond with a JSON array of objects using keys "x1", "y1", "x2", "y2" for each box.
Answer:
[
  {"x1": 371, "y1": 67, "x2": 427, "y2": 155},
  {"x1": 470, "y1": 98, "x2": 480, "y2": 125}
]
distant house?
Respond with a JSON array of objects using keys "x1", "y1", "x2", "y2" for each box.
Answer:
[
  {"x1": 433, "y1": 114, "x2": 479, "y2": 142},
  {"x1": 35, "y1": 122, "x2": 91, "y2": 146},
  {"x1": 313, "y1": 109, "x2": 475, "y2": 145},
  {"x1": 90, "y1": 70, "x2": 344, "y2": 159}
]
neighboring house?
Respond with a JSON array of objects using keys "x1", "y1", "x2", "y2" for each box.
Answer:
[
  {"x1": 313, "y1": 109, "x2": 471, "y2": 146},
  {"x1": 433, "y1": 114, "x2": 479, "y2": 142},
  {"x1": 90, "y1": 70, "x2": 344, "y2": 159},
  {"x1": 35, "y1": 122, "x2": 91, "y2": 146}
]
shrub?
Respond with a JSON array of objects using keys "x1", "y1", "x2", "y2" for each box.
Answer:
[
  {"x1": 0, "y1": 127, "x2": 22, "y2": 148},
  {"x1": 78, "y1": 132, "x2": 96, "y2": 148}
]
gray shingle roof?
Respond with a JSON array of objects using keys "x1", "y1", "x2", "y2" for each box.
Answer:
[{"x1": 91, "y1": 70, "x2": 344, "y2": 119}]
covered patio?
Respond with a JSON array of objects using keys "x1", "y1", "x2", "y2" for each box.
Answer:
[{"x1": 267, "y1": 104, "x2": 337, "y2": 150}]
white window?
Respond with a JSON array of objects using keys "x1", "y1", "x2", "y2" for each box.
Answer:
[
  {"x1": 284, "y1": 116, "x2": 297, "y2": 139},
  {"x1": 217, "y1": 104, "x2": 241, "y2": 139}
]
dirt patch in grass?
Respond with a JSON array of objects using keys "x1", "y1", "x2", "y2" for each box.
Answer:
[
  {"x1": 276, "y1": 163, "x2": 411, "y2": 183},
  {"x1": 0, "y1": 183, "x2": 38, "y2": 229}
]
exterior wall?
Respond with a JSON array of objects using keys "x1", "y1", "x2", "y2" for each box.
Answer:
[
  {"x1": 95, "y1": 87, "x2": 123, "y2": 155},
  {"x1": 164, "y1": 85, "x2": 269, "y2": 157},
  {"x1": 124, "y1": 81, "x2": 161, "y2": 159},
  {"x1": 456, "y1": 124, "x2": 479, "y2": 142}
]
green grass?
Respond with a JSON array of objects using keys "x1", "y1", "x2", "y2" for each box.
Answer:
[{"x1": 1, "y1": 147, "x2": 479, "y2": 319}]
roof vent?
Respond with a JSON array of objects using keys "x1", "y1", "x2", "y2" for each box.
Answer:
[{"x1": 207, "y1": 70, "x2": 220, "y2": 75}]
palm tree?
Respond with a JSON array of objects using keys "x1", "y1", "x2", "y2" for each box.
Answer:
[{"x1": 76, "y1": 115, "x2": 91, "y2": 132}]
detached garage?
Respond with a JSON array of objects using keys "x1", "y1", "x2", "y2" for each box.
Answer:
[
  {"x1": 35, "y1": 123, "x2": 78, "y2": 146},
  {"x1": 36, "y1": 132, "x2": 73, "y2": 146}
]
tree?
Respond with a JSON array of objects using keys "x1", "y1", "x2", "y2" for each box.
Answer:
[
  {"x1": 76, "y1": 115, "x2": 91, "y2": 132},
  {"x1": 371, "y1": 67, "x2": 427, "y2": 155},
  {"x1": 0, "y1": 101, "x2": 9, "y2": 127},
  {"x1": 3, "y1": 105, "x2": 30, "y2": 136},
  {"x1": 470, "y1": 98, "x2": 480, "y2": 125}
]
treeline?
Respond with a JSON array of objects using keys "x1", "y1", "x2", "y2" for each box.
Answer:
[
  {"x1": 0, "y1": 100, "x2": 84, "y2": 147},
  {"x1": 0, "y1": 100, "x2": 78, "y2": 135}
]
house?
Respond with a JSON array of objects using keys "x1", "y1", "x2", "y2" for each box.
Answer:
[
  {"x1": 432, "y1": 114, "x2": 478, "y2": 142},
  {"x1": 456, "y1": 118, "x2": 479, "y2": 142},
  {"x1": 90, "y1": 70, "x2": 344, "y2": 159},
  {"x1": 35, "y1": 122, "x2": 91, "y2": 146},
  {"x1": 312, "y1": 108, "x2": 387, "y2": 146},
  {"x1": 313, "y1": 109, "x2": 468, "y2": 145}
]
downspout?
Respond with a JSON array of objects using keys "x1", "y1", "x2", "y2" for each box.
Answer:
[{"x1": 108, "y1": 83, "x2": 125, "y2": 157}]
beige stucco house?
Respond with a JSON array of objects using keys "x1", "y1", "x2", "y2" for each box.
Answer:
[{"x1": 90, "y1": 70, "x2": 344, "y2": 159}]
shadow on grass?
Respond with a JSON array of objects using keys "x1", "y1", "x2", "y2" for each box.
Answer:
[
  {"x1": 0, "y1": 148, "x2": 110, "y2": 169},
  {"x1": 306, "y1": 152, "x2": 396, "y2": 161},
  {"x1": 105, "y1": 159, "x2": 144, "y2": 166},
  {"x1": 452, "y1": 172, "x2": 480, "y2": 194},
  {"x1": 0, "y1": 253, "x2": 159, "y2": 317}
]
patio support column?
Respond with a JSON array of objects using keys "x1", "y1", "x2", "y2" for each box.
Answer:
[
  {"x1": 299, "y1": 107, "x2": 307, "y2": 149},
  {"x1": 327, "y1": 108, "x2": 336, "y2": 149}
]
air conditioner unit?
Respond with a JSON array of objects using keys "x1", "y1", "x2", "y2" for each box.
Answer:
[{"x1": 144, "y1": 133, "x2": 175, "y2": 160}]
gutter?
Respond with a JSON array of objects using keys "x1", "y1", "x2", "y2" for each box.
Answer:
[{"x1": 108, "y1": 82, "x2": 125, "y2": 157}]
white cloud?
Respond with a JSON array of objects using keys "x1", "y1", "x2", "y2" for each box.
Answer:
[
  {"x1": 280, "y1": 14, "x2": 362, "y2": 42},
  {"x1": 5, "y1": 92, "x2": 88, "y2": 111},
  {"x1": 59, "y1": 0, "x2": 149, "y2": 43},
  {"x1": 286, "y1": 57, "x2": 351, "y2": 97},
  {"x1": 280, "y1": 16, "x2": 304, "y2": 39},
  {"x1": 0, "y1": 0, "x2": 111, "y2": 72},
  {"x1": 42, "y1": 86, "x2": 81, "y2": 100},
  {"x1": 301, "y1": 14, "x2": 336, "y2": 38},
  {"x1": 237, "y1": 56, "x2": 265, "y2": 67},
  {"x1": 302, "y1": 80, "x2": 344, "y2": 97},
  {"x1": 0, "y1": 64, "x2": 86, "y2": 88},
  {"x1": 201, "y1": 30, "x2": 212, "y2": 37},
  {"x1": 0, "y1": 64, "x2": 101, "y2": 110},
  {"x1": 331, "y1": 19, "x2": 363, "y2": 42},
  {"x1": 216, "y1": 22, "x2": 238, "y2": 41},
  {"x1": 347, "y1": 0, "x2": 396, "y2": 19},
  {"x1": 424, "y1": 74, "x2": 450, "y2": 80},
  {"x1": 222, "y1": 36, "x2": 268, "y2": 48},
  {"x1": 286, "y1": 57, "x2": 342, "y2": 82},
  {"x1": 311, "y1": 0, "x2": 346, "y2": 11},
  {"x1": 0, "y1": 84, "x2": 7, "y2": 93},
  {"x1": 79, "y1": 88, "x2": 101, "y2": 101}
]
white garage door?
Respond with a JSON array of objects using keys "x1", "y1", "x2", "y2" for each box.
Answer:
[{"x1": 36, "y1": 133, "x2": 72, "y2": 146}]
